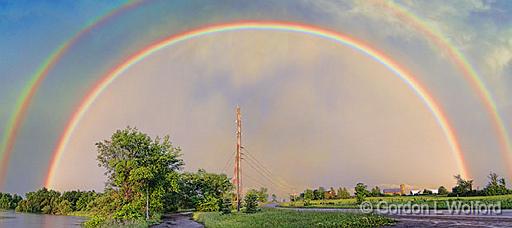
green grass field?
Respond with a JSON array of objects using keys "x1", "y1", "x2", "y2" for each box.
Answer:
[
  {"x1": 280, "y1": 194, "x2": 512, "y2": 209},
  {"x1": 193, "y1": 208, "x2": 394, "y2": 228}
]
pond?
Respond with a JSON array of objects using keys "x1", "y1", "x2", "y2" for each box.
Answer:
[{"x1": 0, "y1": 210, "x2": 86, "y2": 228}]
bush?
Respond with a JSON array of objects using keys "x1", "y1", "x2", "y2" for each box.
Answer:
[
  {"x1": 244, "y1": 191, "x2": 259, "y2": 213},
  {"x1": 83, "y1": 215, "x2": 106, "y2": 228},
  {"x1": 219, "y1": 196, "x2": 232, "y2": 214},
  {"x1": 197, "y1": 195, "x2": 220, "y2": 212}
]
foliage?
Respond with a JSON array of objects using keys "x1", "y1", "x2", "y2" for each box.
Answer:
[
  {"x1": 255, "y1": 187, "x2": 269, "y2": 203},
  {"x1": 337, "y1": 187, "x2": 351, "y2": 199},
  {"x1": 194, "y1": 208, "x2": 394, "y2": 228},
  {"x1": 219, "y1": 194, "x2": 233, "y2": 214},
  {"x1": 244, "y1": 190, "x2": 260, "y2": 213},
  {"x1": 370, "y1": 186, "x2": 382, "y2": 197},
  {"x1": 280, "y1": 194, "x2": 512, "y2": 210},
  {"x1": 0, "y1": 192, "x2": 21, "y2": 210},
  {"x1": 450, "y1": 174, "x2": 474, "y2": 196},
  {"x1": 314, "y1": 187, "x2": 326, "y2": 200},
  {"x1": 197, "y1": 195, "x2": 220, "y2": 212},
  {"x1": 177, "y1": 169, "x2": 233, "y2": 211},
  {"x1": 422, "y1": 189, "x2": 433, "y2": 195},
  {"x1": 95, "y1": 127, "x2": 183, "y2": 219},
  {"x1": 56, "y1": 200, "x2": 72, "y2": 215},
  {"x1": 438, "y1": 186, "x2": 449, "y2": 195},
  {"x1": 354, "y1": 183, "x2": 368, "y2": 204},
  {"x1": 16, "y1": 188, "x2": 61, "y2": 214},
  {"x1": 483, "y1": 172, "x2": 509, "y2": 196},
  {"x1": 14, "y1": 188, "x2": 98, "y2": 216}
]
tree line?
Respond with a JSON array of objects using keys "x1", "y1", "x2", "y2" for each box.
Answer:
[
  {"x1": 292, "y1": 172, "x2": 512, "y2": 205},
  {"x1": 0, "y1": 127, "x2": 271, "y2": 227}
]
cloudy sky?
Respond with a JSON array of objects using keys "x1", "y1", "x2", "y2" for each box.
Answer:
[{"x1": 1, "y1": 0, "x2": 511, "y2": 195}]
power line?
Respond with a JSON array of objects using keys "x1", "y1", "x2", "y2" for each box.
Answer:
[
  {"x1": 244, "y1": 157, "x2": 292, "y2": 193},
  {"x1": 244, "y1": 173, "x2": 291, "y2": 195},
  {"x1": 242, "y1": 147, "x2": 296, "y2": 190},
  {"x1": 221, "y1": 150, "x2": 236, "y2": 174}
]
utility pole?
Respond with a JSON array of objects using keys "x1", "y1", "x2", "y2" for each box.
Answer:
[{"x1": 235, "y1": 106, "x2": 242, "y2": 211}]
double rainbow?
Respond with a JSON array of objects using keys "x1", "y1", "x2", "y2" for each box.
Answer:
[
  {"x1": 0, "y1": 1, "x2": 507, "y2": 189},
  {"x1": 44, "y1": 21, "x2": 469, "y2": 187}
]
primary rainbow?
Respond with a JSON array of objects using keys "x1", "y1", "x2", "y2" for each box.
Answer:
[
  {"x1": 44, "y1": 21, "x2": 470, "y2": 188},
  {"x1": 0, "y1": 0, "x2": 145, "y2": 188},
  {"x1": 382, "y1": 1, "x2": 512, "y2": 175}
]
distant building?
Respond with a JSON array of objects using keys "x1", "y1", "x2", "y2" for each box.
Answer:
[
  {"x1": 383, "y1": 188, "x2": 402, "y2": 195},
  {"x1": 383, "y1": 184, "x2": 406, "y2": 195}
]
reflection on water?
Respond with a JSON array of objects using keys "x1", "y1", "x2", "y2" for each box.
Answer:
[{"x1": 0, "y1": 210, "x2": 86, "y2": 228}]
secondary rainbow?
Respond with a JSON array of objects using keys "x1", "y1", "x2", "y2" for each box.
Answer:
[
  {"x1": 44, "y1": 21, "x2": 470, "y2": 188},
  {"x1": 0, "y1": 0, "x2": 145, "y2": 188},
  {"x1": 382, "y1": 1, "x2": 512, "y2": 176}
]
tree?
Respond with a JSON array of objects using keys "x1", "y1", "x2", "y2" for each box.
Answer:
[
  {"x1": 95, "y1": 127, "x2": 183, "y2": 219},
  {"x1": 16, "y1": 188, "x2": 61, "y2": 214},
  {"x1": 177, "y1": 169, "x2": 233, "y2": 211},
  {"x1": 256, "y1": 187, "x2": 268, "y2": 203},
  {"x1": 219, "y1": 193, "x2": 233, "y2": 214},
  {"x1": 197, "y1": 195, "x2": 220, "y2": 212},
  {"x1": 438, "y1": 186, "x2": 449, "y2": 195},
  {"x1": 303, "y1": 189, "x2": 314, "y2": 205},
  {"x1": 483, "y1": 172, "x2": 509, "y2": 196},
  {"x1": 451, "y1": 174, "x2": 473, "y2": 196},
  {"x1": 370, "y1": 186, "x2": 382, "y2": 197},
  {"x1": 271, "y1": 194, "x2": 277, "y2": 202},
  {"x1": 57, "y1": 200, "x2": 72, "y2": 215},
  {"x1": 244, "y1": 190, "x2": 259, "y2": 213},
  {"x1": 337, "y1": 187, "x2": 350, "y2": 199},
  {"x1": 422, "y1": 189, "x2": 433, "y2": 195},
  {"x1": 314, "y1": 187, "x2": 326, "y2": 200},
  {"x1": 325, "y1": 187, "x2": 336, "y2": 199},
  {"x1": 355, "y1": 183, "x2": 368, "y2": 204}
]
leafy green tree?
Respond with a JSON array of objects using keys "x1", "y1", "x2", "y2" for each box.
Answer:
[
  {"x1": 303, "y1": 189, "x2": 314, "y2": 206},
  {"x1": 314, "y1": 187, "x2": 326, "y2": 200},
  {"x1": 256, "y1": 187, "x2": 268, "y2": 203},
  {"x1": 483, "y1": 172, "x2": 509, "y2": 196},
  {"x1": 451, "y1": 174, "x2": 473, "y2": 196},
  {"x1": 438, "y1": 186, "x2": 449, "y2": 195},
  {"x1": 337, "y1": 187, "x2": 350, "y2": 199},
  {"x1": 16, "y1": 188, "x2": 61, "y2": 214},
  {"x1": 57, "y1": 200, "x2": 72, "y2": 215},
  {"x1": 355, "y1": 183, "x2": 369, "y2": 204},
  {"x1": 370, "y1": 186, "x2": 382, "y2": 197},
  {"x1": 422, "y1": 189, "x2": 433, "y2": 195},
  {"x1": 0, "y1": 193, "x2": 12, "y2": 209},
  {"x1": 62, "y1": 190, "x2": 82, "y2": 211},
  {"x1": 76, "y1": 191, "x2": 97, "y2": 211},
  {"x1": 244, "y1": 190, "x2": 260, "y2": 213},
  {"x1": 95, "y1": 127, "x2": 183, "y2": 219},
  {"x1": 219, "y1": 194, "x2": 233, "y2": 214},
  {"x1": 177, "y1": 169, "x2": 233, "y2": 211},
  {"x1": 197, "y1": 195, "x2": 220, "y2": 212}
]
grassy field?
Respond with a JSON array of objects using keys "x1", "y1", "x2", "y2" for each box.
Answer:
[
  {"x1": 280, "y1": 194, "x2": 512, "y2": 209},
  {"x1": 193, "y1": 208, "x2": 394, "y2": 228}
]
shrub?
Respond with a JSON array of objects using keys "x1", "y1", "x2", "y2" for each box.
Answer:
[
  {"x1": 197, "y1": 195, "x2": 220, "y2": 212},
  {"x1": 244, "y1": 191, "x2": 259, "y2": 213}
]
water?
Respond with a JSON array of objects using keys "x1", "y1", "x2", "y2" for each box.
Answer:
[{"x1": 0, "y1": 210, "x2": 86, "y2": 228}]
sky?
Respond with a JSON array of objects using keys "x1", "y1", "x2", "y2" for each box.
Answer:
[{"x1": 1, "y1": 0, "x2": 511, "y2": 196}]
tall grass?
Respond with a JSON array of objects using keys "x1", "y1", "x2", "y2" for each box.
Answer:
[
  {"x1": 281, "y1": 194, "x2": 512, "y2": 209},
  {"x1": 194, "y1": 208, "x2": 394, "y2": 228}
]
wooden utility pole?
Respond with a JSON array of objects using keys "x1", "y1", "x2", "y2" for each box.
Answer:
[{"x1": 235, "y1": 106, "x2": 242, "y2": 211}]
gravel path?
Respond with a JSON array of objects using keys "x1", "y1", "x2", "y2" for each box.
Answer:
[{"x1": 151, "y1": 212, "x2": 203, "y2": 228}]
